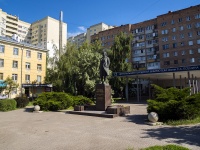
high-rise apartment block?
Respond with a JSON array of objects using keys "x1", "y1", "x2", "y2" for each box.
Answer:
[
  {"x1": 0, "y1": 8, "x2": 67, "y2": 58},
  {"x1": 91, "y1": 5, "x2": 200, "y2": 71}
]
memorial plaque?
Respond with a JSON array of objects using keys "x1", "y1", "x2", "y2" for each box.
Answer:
[{"x1": 96, "y1": 84, "x2": 111, "y2": 111}]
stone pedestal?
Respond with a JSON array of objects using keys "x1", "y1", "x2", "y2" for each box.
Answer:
[{"x1": 96, "y1": 84, "x2": 111, "y2": 111}]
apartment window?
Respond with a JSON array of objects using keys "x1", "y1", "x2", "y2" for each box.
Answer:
[
  {"x1": 187, "y1": 24, "x2": 192, "y2": 29},
  {"x1": 25, "y1": 62, "x2": 30, "y2": 69},
  {"x1": 172, "y1": 28, "x2": 176, "y2": 32},
  {"x1": 173, "y1": 43, "x2": 177, "y2": 48},
  {"x1": 37, "y1": 52, "x2": 42, "y2": 59},
  {"x1": 180, "y1": 34, "x2": 184, "y2": 39},
  {"x1": 180, "y1": 42, "x2": 184, "y2": 46},
  {"x1": 37, "y1": 75, "x2": 41, "y2": 83},
  {"x1": 178, "y1": 18, "x2": 182, "y2": 22},
  {"x1": 188, "y1": 41, "x2": 193, "y2": 46},
  {"x1": 190, "y1": 58, "x2": 195, "y2": 63},
  {"x1": 195, "y1": 14, "x2": 200, "y2": 19},
  {"x1": 174, "y1": 60, "x2": 178, "y2": 64},
  {"x1": 161, "y1": 30, "x2": 168, "y2": 34},
  {"x1": 13, "y1": 48, "x2": 19, "y2": 55},
  {"x1": 0, "y1": 45, "x2": 5, "y2": 53},
  {"x1": 180, "y1": 26, "x2": 184, "y2": 30},
  {"x1": 171, "y1": 20, "x2": 175, "y2": 24},
  {"x1": 163, "y1": 52, "x2": 169, "y2": 58},
  {"x1": 174, "y1": 51, "x2": 178, "y2": 56},
  {"x1": 0, "y1": 59, "x2": 4, "y2": 67},
  {"x1": 161, "y1": 22, "x2": 167, "y2": 26},
  {"x1": 188, "y1": 32, "x2": 192, "y2": 37},
  {"x1": 162, "y1": 44, "x2": 169, "y2": 50},
  {"x1": 162, "y1": 37, "x2": 168, "y2": 42},
  {"x1": 186, "y1": 16, "x2": 191, "y2": 21},
  {"x1": 37, "y1": 64, "x2": 42, "y2": 71},
  {"x1": 0, "y1": 73, "x2": 3, "y2": 80},
  {"x1": 25, "y1": 74, "x2": 30, "y2": 82},
  {"x1": 182, "y1": 59, "x2": 186, "y2": 64},
  {"x1": 197, "y1": 31, "x2": 200, "y2": 35},
  {"x1": 12, "y1": 74, "x2": 18, "y2": 81},
  {"x1": 164, "y1": 61, "x2": 170, "y2": 65},
  {"x1": 198, "y1": 48, "x2": 200, "y2": 53},
  {"x1": 196, "y1": 22, "x2": 200, "y2": 28},
  {"x1": 12, "y1": 61, "x2": 18, "y2": 68},
  {"x1": 189, "y1": 49, "x2": 194, "y2": 54},
  {"x1": 197, "y1": 39, "x2": 200, "y2": 44},
  {"x1": 172, "y1": 35, "x2": 176, "y2": 40},
  {"x1": 182, "y1": 50, "x2": 185, "y2": 55},
  {"x1": 26, "y1": 50, "x2": 31, "y2": 57}
]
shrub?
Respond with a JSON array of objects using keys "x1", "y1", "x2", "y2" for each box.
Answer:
[
  {"x1": 71, "y1": 95, "x2": 93, "y2": 107},
  {"x1": 0, "y1": 99, "x2": 16, "y2": 111},
  {"x1": 147, "y1": 84, "x2": 200, "y2": 121},
  {"x1": 142, "y1": 144, "x2": 189, "y2": 150},
  {"x1": 14, "y1": 96, "x2": 29, "y2": 108},
  {"x1": 33, "y1": 92, "x2": 73, "y2": 111}
]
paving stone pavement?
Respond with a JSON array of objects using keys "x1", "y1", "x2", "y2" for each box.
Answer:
[{"x1": 0, "y1": 102, "x2": 200, "y2": 150}]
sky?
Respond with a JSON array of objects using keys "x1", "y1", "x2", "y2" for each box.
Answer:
[{"x1": 0, "y1": 0, "x2": 200, "y2": 38}]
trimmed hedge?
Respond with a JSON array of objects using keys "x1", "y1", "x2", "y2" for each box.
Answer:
[
  {"x1": 0, "y1": 99, "x2": 17, "y2": 111},
  {"x1": 147, "y1": 84, "x2": 200, "y2": 121},
  {"x1": 15, "y1": 96, "x2": 29, "y2": 108},
  {"x1": 71, "y1": 95, "x2": 93, "y2": 107},
  {"x1": 33, "y1": 92, "x2": 73, "y2": 111}
]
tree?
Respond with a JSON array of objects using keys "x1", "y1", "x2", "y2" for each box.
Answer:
[
  {"x1": 109, "y1": 32, "x2": 133, "y2": 93},
  {"x1": 4, "y1": 76, "x2": 19, "y2": 98}
]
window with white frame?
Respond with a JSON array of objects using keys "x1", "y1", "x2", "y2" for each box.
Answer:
[
  {"x1": 37, "y1": 75, "x2": 41, "y2": 83},
  {"x1": 188, "y1": 32, "x2": 192, "y2": 37},
  {"x1": 37, "y1": 52, "x2": 42, "y2": 59},
  {"x1": 12, "y1": 74, "x2": 18, "y2": 81},
  {"x1": 188, "y1": 41, "x2": 193, "y2": 46},
  {"x1": 187, "y1": 24, "x2": 192, "y2": 29},
  {"x1": 0, "y1": 73, "x2": 3, "y2": 80},
  {"x1": 189, "y1": 49, "x2": 194, "y2": 54},
  {"x1": 171, "y1": 20, "x2": 175, "y2": 24},
  {"x1": 12, "y1": 60, "x2": 18, "y2": 68},
  {"x1": 174, "y1": 51, "x2": 178, "y2": 56},
  {"x1": 25, "y1": 74, "x2": 30, "y2": 82},
  {"x1": 172, "y1": 28, "x2": 176, "y2": 32},
  {"x1": 172, "y1": 35, "x2": 176, "y2": 40},
  {"x1": 197, "y1": 39, "x2": 200, "y2": 44},
  {"x1": 180, "y1": 34, "x2": 184, "y2": 39},
  {"x1": 0, "y1": 59, "x2": 4, "y2": 67},
  {"x1": 195, "y1": 14, "x2": 200, "y2": 19},
  {"x1": 190, "y1": 58, "x2": 195, "y2": 63},
  {"x1": 37, "y1": 64, "x2": 42, "y2": 71},
  {"x1": 161, "y1": 30, "x2": 168, "y2": 34},
  {"x1": 0, "y1": 45, "x2": 5, "y2": 53},
  {"x1": 162, "y1": 37, "x2": 168, "y2": 42},
  {"x1": 178, "y1": 18, "x2": 182, "y2": 22},
  {"x1": 182, "y1": 50, "x2": 185, "y2": 55},
  {"x1": 186, "y1": 16, "x2": 191, "y2": 21},
  {"x1": 163, "y1": 52, "x2": 169, "y2": 58},
  {"x1": 25, "y1": 62, "x2": 30, "y2": 69},
  {"x1": 26, "y1": 50, "x2": 31, "y2": 58},
  {"x1": 13, "y1": 48, "x2": 19, "y2": 55},
  {"x1": 180, "y1": 26, "x2": 184, "y2": 30}
]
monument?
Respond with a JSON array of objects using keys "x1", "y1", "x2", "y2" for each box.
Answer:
[{"x1": 96, "y1": 51, "x2": 111, "y2": 111}]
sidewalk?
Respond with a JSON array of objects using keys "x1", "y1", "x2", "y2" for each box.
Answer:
[{"x1": 0, "y1": 102, "x2": 199, "y2": 150}]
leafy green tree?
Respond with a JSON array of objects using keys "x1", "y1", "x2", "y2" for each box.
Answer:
[
  {"x1": 4, "y1": 76, "x2": 19, "y2": 98},
  {"x1": 109, "y1": 32, "x2": 132, "y2": 92}
]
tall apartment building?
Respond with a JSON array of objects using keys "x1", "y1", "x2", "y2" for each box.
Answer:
[
  {"x1": 0, "y1": 8, "x2": 67, "y2": 58},
  {"x1": 67, "y1": 33, "x2": 86, "y2": 47},
  {"x1": 86, "y1": 22, "x2": 114, "y2": 42},
  {"x1": 31, "y1": 16, "x2": 67, "y2": 57},
  {"x1": 0, "y1": 36, "x2": 48, "y2": 98},
  {"x1": 157, "y1": 5, "x2": 200, "y2": 69},
  {"x1": 91, "y1": 24, "x2": 132, "y2": 48}
]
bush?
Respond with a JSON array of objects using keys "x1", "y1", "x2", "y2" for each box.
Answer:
[
  {"x1": 147, "y1": 84, "x2": 200, "y2": 121},
  {"x1": 0, "y1": 99, "x2": 17, "y2": 111},
  {"x1": 142, "y1": 144, "x2": 189, "y2": 150},
  {"x1": 14, "y1": 96, "x2": 29, "y2": 108},
  {"x1": 33, "y1": 92, "x2": 73, "y2": 111},
  {"x1": 71, "y1": 95, "x2": 93, "y2": 107}
]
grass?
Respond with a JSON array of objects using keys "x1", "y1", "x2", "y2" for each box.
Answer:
[
  {"x1": 140, "y1": 144, "x2": 189, "y2": 150},
  {"x1": 165, "y1": 116, "x2": 200, "y2": 126},
  {"x1": 27, "y1": 101, "x2": 34, "y2": 106}
]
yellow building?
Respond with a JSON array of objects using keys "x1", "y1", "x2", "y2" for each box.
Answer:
[{"x1": 0, "y1": 36, "x2": 49, "y2": 98}]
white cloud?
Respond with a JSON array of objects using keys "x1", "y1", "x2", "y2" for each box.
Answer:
[
  {"x1": 67, "y1": 26, "x2": 87, "y2": 38},
  {"x1": 78, "y1": 26, "x2": 86, "y2": 31}
]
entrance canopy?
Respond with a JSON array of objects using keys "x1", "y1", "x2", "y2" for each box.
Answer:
[{"x1": 112, "y1": 65, "x2": 200, "y2": 79}]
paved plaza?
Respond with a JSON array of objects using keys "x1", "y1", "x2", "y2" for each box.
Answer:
[{"x1": 0, "y1": 102, "x2": 200, "y2": 150}]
